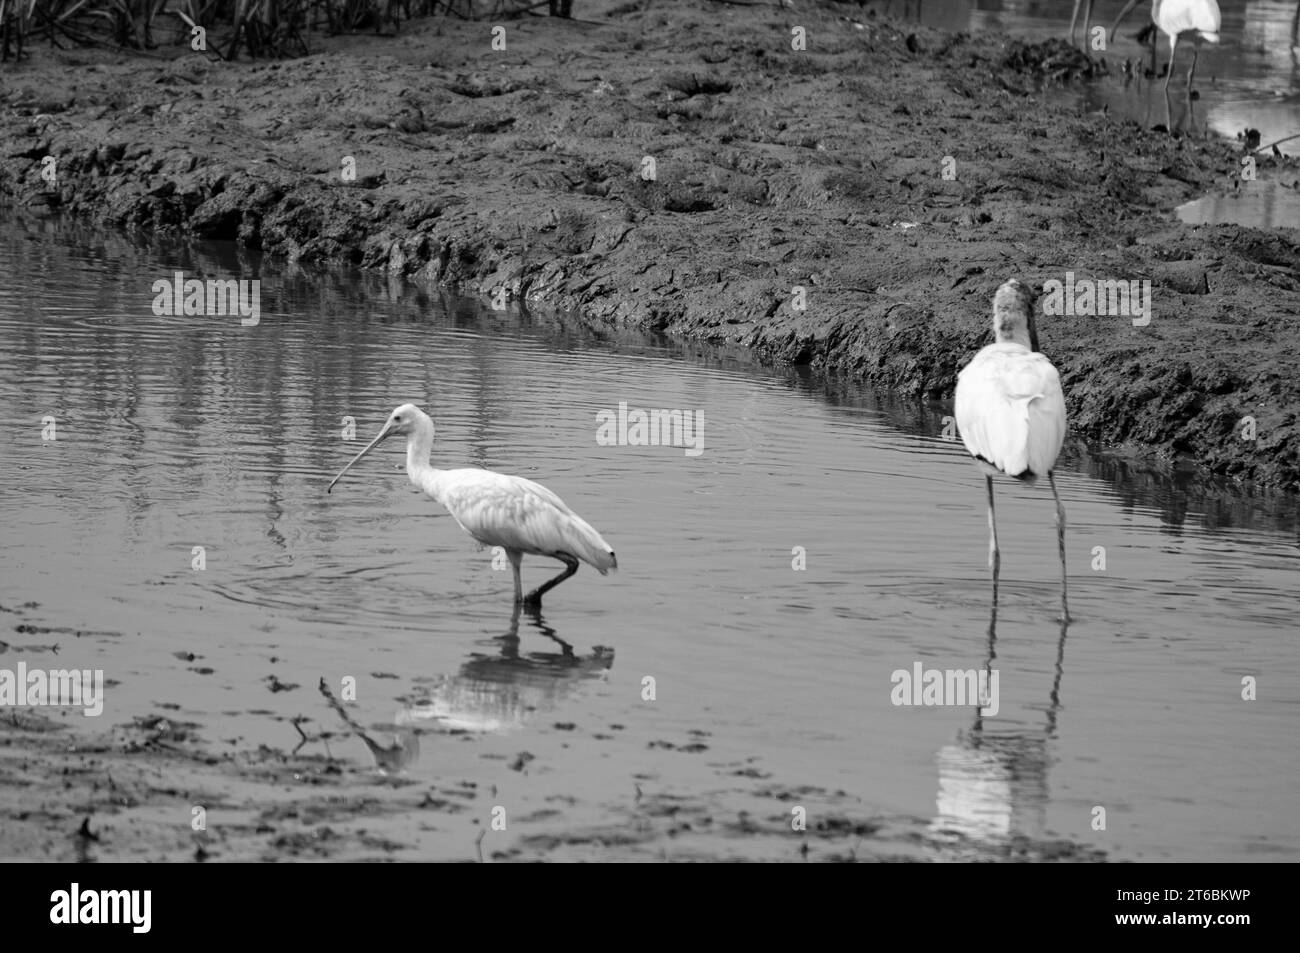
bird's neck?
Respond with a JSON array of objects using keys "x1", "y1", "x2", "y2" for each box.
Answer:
[
  {"x1": 993, "y1": 309, "x2": 1036, "y2": 350},
  {"x1": 994, "y1": 324, "x2": 1031, "y2": 349},
  {"x1": 995, "y1": 328, "x2": 1031, "y2": 348},
  {"x1": 404, "y1": 428, "x2": 442, "y2": 498}
]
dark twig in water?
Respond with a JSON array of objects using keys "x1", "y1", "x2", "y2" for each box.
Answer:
[
  {"x1": 1250, "y1": 132, "x2": 1300, "y2": 156},
  {"x1": 290, "y1": 716, "x2": 313, "y2": 753},
  {"x1": 317, "y1": 677, "x2": 416, "y2": 771}
]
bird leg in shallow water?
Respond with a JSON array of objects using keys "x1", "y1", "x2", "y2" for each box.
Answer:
[
  {"x1": 522, "y1": 553, "x2": 581, "y2": 607},
  {"x1": 1049, "y1": 471, "x2": 1071, "y2": 623},
  {"x1": 985, "y1": 475, "x2": 1001, "y2": 577},
  {"x1": 987, "y1": 555, "x2": 999, "y2": 653},
  {"x1": 506, "y1": 549, "x2": 525, "y2": 603},
  {"x1": 1184, "y1": 84, "x2": 1199, "y2": 138}
]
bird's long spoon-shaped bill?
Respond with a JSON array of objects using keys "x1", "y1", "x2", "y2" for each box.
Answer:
[
  {"x1": 1109, "y1": 0, "x2": 1143, "y2": 40},
  {"x1": 327, "y1": 422, "x2": 395, "y2": 493}
]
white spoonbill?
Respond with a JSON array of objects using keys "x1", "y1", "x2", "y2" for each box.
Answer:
[
  {"x1": 328, "y1": 404, "x2": 617, "y2": 606},
  {"x1": 954, "y1": 280, "x2": 1069, "y2": 622},
  {"x1": 1111, "y1": 0, "x2": 1221, "y2": 90}
]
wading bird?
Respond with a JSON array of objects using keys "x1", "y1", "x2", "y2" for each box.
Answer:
[
  {"x1": 954, "y1": 280, "x2": 1069, "y2": 622},
  {"x1": 1111, "y1": 0, "x2": 1221, "y2": 89},
  {"x1": 328, "y1": 404, "x2": 617, "y2": 607}
]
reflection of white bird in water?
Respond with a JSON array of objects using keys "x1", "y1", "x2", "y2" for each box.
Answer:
[
  {"x1": 931, "y1": 606, "x2": 1072, "y2": 854},
  {"x1": 1111, "y1": 0, "x2": 1221, "y2": 90},
  {"x1": 396, "y1": 607, "x2": 614, "y2": 734},
  {"x1": 954, "y1": 280, "x2": 1069, "y2": 622},
  {"x1": 931, "y1": 735, "x2": 1051, "y2": 845},
  {"x1": 328, "y1": 404, "x2": 617, "y2": 606}
]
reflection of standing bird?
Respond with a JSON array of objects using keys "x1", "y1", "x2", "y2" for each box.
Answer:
[
  {"x1": 932, "y1": 735, "x2": 1051, "y2": 844},
  {"x1": 954, "y1": 280, "x2": 1069, "y2": 622},
  {"x1": 396, "y1": 607, "x2": 614, "y2": 734},
  {"x1": 328, "y1": 404, "x2": 617, "y2": 606},
  {"x1": 1111, "y1": 0, "x2": 1221, "y2": 89}
]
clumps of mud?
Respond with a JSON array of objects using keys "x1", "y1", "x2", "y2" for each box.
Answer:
[
  {"x1": 1000, "y1": 38, "x2": 1104, "y2": 84},
  {"x1": 502, "y1": 776, "x2": 1109, "y2": 863}
]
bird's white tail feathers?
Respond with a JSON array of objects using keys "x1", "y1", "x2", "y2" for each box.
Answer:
[
  {"x1": 986, "y1": 393, "x2": 1062, "y2": 479},
  {"x1": 966, "y1": 395, "x2": 1035, "y2": 479},
  {"x1": 956, "y1": 348, "x2": 1066, "y2": 482},
  {"x1": 1023, "y1": 394, "x2": 1065, "y2": 479}
]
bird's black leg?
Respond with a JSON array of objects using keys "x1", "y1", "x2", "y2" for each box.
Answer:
[
  {"x1": 522, "y1": 553, "x2": 580, "y2": 607},
  {"x1": 1048, "y1": 471, "x2": 1070, "y2": 623},
  {"x1": 986, "y1": 475, "x2": 1000, "y2": 580}
]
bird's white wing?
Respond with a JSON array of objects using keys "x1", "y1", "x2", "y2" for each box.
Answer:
[
  {"x1": 955, "y1": 344, "x2": 1066, "y2": 479},
  {"x1": 434, "y1": 469, "x2": 617, "y2": 573}
]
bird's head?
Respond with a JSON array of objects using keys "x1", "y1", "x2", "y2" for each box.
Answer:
[
  {"x1": 327, "y1": 403, "x2": 430, "y2": 493},
  {"x1": 384, "y1": 403, "x2": 425, "y2": 438},
  {"x1": 992, "y1": 278, "x2": 1040, "y2": 352}
]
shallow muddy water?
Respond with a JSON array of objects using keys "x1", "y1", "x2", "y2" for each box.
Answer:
[{"x1": 1, "y1": 214, "x2": 1298, "y2": 861}]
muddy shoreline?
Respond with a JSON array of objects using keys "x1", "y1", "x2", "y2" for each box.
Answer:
[
  {"x1": 0, "y1": 598, "x2": 1107, "y2": 862},
  {"x1": 2, "y1": 2, "x2": 1298, "y2": 487}
]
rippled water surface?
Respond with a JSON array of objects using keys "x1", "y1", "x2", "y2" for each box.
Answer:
[{"x1": 1, "y1": 215, "x2": 1298, "y2": 861}]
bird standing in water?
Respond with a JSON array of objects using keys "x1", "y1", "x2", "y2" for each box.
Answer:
[
  {"x1": 328, "y1": 404, "x2": 617, "y2": 607},
  {"x1": 954, "y1": 280, "x2": 1069, "y2": 622},
  {"x1": 1110, "y1": 0, "x2": 1221, "y2": 90}
]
